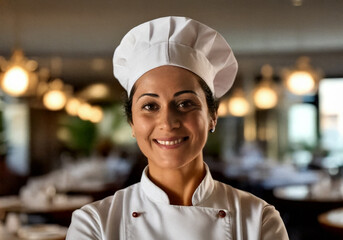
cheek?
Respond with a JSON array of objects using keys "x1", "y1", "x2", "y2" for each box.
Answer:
[
  {"x1": 132, "y1": 115, "x2": 153, "y2": 138},
  {"x1": 185, "y1": 112, "x2": 210, "y2": 133}
]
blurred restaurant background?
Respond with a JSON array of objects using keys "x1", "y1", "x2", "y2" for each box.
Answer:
[{"x1": 1, "y1": 0, "x2": 343, "y2": 239}]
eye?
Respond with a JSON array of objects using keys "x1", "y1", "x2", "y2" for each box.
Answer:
[
  {"x1": 142, "y1": 102, "x2": 159, "y2": 111},
  {"x1": 177, "y1": 100, "x2": 196, "y2": 110}
]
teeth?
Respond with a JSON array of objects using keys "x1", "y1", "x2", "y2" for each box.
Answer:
[{"x1": 157, "y1": 138, "x2": 183, "y2": 146}]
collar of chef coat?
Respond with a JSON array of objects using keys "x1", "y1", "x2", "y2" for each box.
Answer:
[{"x1": 140, "y1": 163, "x2": 215, "y2": 206}]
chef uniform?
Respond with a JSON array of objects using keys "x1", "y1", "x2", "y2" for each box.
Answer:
[
  {"x1": 66, "y1": 164, "x2": 288, "y2": 239},
  {"x1": 66, "y1": 16, "x2": 289, "y2": 240}
]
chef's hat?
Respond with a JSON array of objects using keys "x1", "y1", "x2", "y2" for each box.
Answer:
[{"x1": 113, "y1": 16, "x2": 238, "y2": 98}]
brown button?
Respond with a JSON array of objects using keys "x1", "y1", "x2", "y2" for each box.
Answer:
[
  {"x1": 132, "y1": 212, "x2": 140, "y2": 218},
  {"x1": 218, "y1": 210, "x2": 226, "y2": 218}
]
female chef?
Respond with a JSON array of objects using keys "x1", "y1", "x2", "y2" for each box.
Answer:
[{"x1": 66, "y1": 16, "x2": 289, "y2": 240}]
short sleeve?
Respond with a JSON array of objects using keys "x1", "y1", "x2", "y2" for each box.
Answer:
[
  {"x1": 260, "y1": 205, "x2": 289, "y2": 240},
  {"x1": 66, "y1": 208, "x2": 102, "y2": 240}
]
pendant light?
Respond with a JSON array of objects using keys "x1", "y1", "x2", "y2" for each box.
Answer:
[
  {"x1": 253, "y1": 64, "x2": 279, "y2": 109},
  {"x1": 65, "y1": 97, "x2": 82, "y2": 116},
  {"x1": 42, "y1": 78, "x2": 70, "y2": 111},
  {"x1": 0, "y1": 49, "x2": 39, "y2": 97},
  {"x1": 227, "y1": 89, "x2": 250, "y2": 117},
  {"x1": 283, "y1": 56, "x2": 322, "y2": 95},
  {"x1": 218, "y1": 100, "x2": 229, "y2": 117}
]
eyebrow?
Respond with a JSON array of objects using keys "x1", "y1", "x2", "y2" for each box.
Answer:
[
  {"x1": 174, "y1": 90, "x2": 198, "y2": 97},
  {"x1": 137, "y1": 90, "x2": 197, "y2": 102},
  {"x1": 137, "y1": 93, "x2": 159, "y2": 102}
]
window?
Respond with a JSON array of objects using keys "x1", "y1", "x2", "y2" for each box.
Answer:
[
  {"x1": 319, "y1": 78, "x2": 343, "y2": 151},
  {"x1": 288, "y1": 103, "x2": 317, "y2": 148}
]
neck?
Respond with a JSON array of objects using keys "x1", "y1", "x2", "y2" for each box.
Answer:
[{"x1": 148, "y1": 159, "x2": 206, "y2": 206}]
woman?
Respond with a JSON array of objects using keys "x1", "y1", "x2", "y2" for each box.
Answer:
[{"x1": 66, "y1": 16, "x2": 289, "y2": 240}]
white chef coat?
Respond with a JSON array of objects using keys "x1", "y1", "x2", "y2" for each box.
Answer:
[{"x1": 66, "y1": 164, "x2": 289, "y2": 240}]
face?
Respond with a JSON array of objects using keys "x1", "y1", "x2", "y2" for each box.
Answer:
[{"x1": 130, "y1": 66, "x2": 217, "y2": 171}]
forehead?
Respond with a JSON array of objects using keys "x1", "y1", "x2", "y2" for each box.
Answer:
[{"x1": 133, "y1": 66, "x2": 203, "y2": 95}]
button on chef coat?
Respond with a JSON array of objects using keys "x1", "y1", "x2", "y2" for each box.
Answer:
[{"x1": 66, "y1": 164, "x2": 289, "y2": 240}]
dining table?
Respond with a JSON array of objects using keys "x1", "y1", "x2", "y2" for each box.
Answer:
[
  {"x1": 0, "y1": 223, "x2": 68, "y2": 240},
  {"x1": 0, "y1": 194, "x2": 93, "y2": 233},
  {"x1": 273, "y1": 178, "x2": 343, "y2": 240},
  {"x1": 318, "y1": 207, "x2": 343, "y2": 238},
  {"x1": 273, "y1": 177, "x2": 343, "y2": 205},
  {"x1": 0, "y1": 194, "x2": 92, "y2": 214}
]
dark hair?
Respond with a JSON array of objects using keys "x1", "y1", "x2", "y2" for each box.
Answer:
[{"x1": 123, "y1": 78, "x2": 219, "y2": 124}]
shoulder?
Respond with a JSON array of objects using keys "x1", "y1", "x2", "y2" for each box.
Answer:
[
  {"x1": 82, "y1": 182, "x2": 141, "y2": 214},
  {"x1": 214, "y1": 180, "x2": 268, "y2": 209},
  {"x1": 213, "y1": 181, "x2": 288, "y2": 239},
  {"x1": 66, "y1": 183, "x2": 141, "y2": 239},
  {"x1": 213, "y1": 181, "x2": 282, "y2": 221},
  {"x1": 73, "y1": 183, "x2": 141, "y2": 224}
]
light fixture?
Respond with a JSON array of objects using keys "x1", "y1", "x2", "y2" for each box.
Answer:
[
  {"x1": 2, "y1": 66, "x2": 29, "y2": 95},
  {"x1": 0, "y1": 50, "x2": 105, "y2": 124},
  {"x1": 42, "y1": 78, "x2": 70, "y2": 111},
  {"x1": 65, "y1": 97, "x2": 82, "y2": 116},
  {"x1": 227, "y1": 89, "x2": 250, "y2": 117},
  {"x1": 253, "y1": 64, "x2": 278, "y2": 109},
  {"x1": 0, "y1": 49, "x2": 38, "y2": 97},
  {"x1": 283, "y1": 56, "x2": 322, "y2": 96},
  {"x1": 89, "y1": 106, "x2": 104, "y2": 123},
  {"x1": 43, "y1": 90, "x2": 67, "y2": 111},
  {"x1": 77, "y1": 102, "x2": 104, "y2": 123},
  {"x1": 77, "y1": 102, "x2": 93, "y2": 121},
  {"x1": 218, "y1": 100, "x2": 229, "y2": 117},
  {"x1": 287, "y1": 71, "x2": 314, "y2": 95},
  {"x1": 77, "y1": 83, "x2": 111, "y2": 101},
  {"x1": 254, "y1": 87, "x2": 278, "y2": 109}
]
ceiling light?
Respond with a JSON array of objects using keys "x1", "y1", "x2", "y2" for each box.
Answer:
[
  {"x1": 89, "y1": 106, "x2": 104, "y2": 123},
  {"x1": 218, "y1": 101, "x2": 229, "y2": 117},
  {"x1": 227, "y1": 89, "x2": 250, "y2": 117},
  {"x1": 43, "y1": 90, "x2": 67, "y2": 111},
  {"x1": 253, "y1": 64, "x2": 278, "y2": 109},
  {"x1": 283, "y1": 57, "x2": 322, "y2": 96},
  {"x1": 0, "y1": 49, "x2": 38, "y2": 97},
  {"x1": 77, "y1": 102, "x2": 93, "y2": 121},
  {"x1": 65, "y1": 97, "x2": 82, "y2": 116},
  {"x1": 286, "y1": 71, "x2": 315, "y2": 95},
  {"x1": 2, "y1": 66, "x2": 29, "y2": 96}
]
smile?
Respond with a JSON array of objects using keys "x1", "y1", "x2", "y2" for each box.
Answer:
[{"x1": 155, "y1": 137, "x2": 188, "y2": 146}]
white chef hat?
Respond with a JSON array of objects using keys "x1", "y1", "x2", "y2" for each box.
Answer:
[{"x1": 113, "y1": 16, "x2": 238, "y2": 98}]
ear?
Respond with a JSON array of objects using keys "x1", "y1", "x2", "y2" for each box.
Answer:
[{"x1": 130, "y1": 123, "x2": 136, "y2": 138}]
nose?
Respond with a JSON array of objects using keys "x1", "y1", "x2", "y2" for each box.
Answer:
[{"x1": 157, "y1": 106, "x2": 180, "y2": 131}]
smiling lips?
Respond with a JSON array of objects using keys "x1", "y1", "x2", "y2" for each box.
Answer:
[{"x1": 155, "y1": 137, "x2": 188, "y2": 146}]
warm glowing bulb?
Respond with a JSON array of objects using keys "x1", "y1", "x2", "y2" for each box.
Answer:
[
  {"x1": 2, "y1": 66, "x2": 29, "y2": 96},
  {"x1": 227, "y1": 97, "x2": 250, "y2": 117},
  {"x1": 78, "y1": 102, "x2": 93, "y2": 121},
  {"x1": 218, "y1": 101, "x2": 229, "y2": 117},
  {"x1": 43, "y1": 90, "x2": 67, "y2": 111},
  {"x1": 65, "y1": 98, "x2": 82, "y2": 116},
  {"x1": 287, "y1": 71, "x2": 315, "y2": 95},
  {"x1": 88, "y1": 84, "x2": 110, "y2": 99},
  {"x1": 254, "y1": 86, "x2": 278, "y2": 109},
  {"x1": 89, "y1": 106, "x2": 104, "y2": 123}
]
